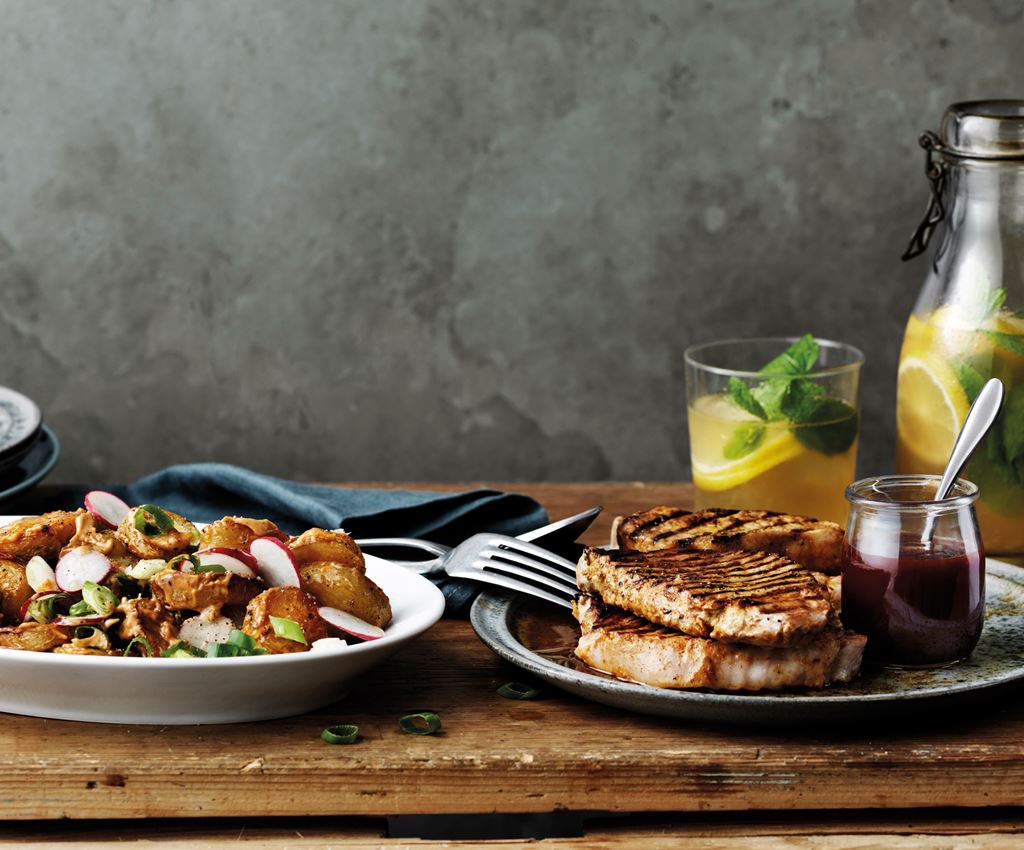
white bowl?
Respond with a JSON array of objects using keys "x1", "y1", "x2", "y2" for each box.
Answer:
[{"x1": 0, "y1": 552, "x2": 444, "y2": 724}]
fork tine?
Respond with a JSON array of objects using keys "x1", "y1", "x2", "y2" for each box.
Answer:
[
  {"x1": 479, "y1": 548, "x2": 579, "y2": 592},
  {"x1": 445, "y1": 564, "x2": 575, "y2": 609},
  {"x1": 484, "y1": 535, "x2": 578, "y2": 573}
]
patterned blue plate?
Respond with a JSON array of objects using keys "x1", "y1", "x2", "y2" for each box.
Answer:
[{"x1": 0, "y1": 425, "x2": 60, "y2": 506}]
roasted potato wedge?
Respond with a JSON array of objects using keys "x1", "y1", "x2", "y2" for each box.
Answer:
[
  {"x1": 150, "y1": 569, "x2": 261, "y2": 615},
  {"x1": 115, "y1": 507, "x2": 198, "y2": 560},
  {"x1": 199, "y1": 516, "x2": 288, "y2": 551},
  {"x1": 242, "y1": 586, "x2": 328, "y2": 654},
  {"x1": 299, "y1": 560, "x2": 391, "y2": 628},
  {"x1": 0, "y1": 622, "x2": 69, "y2": 652},
  {"x1": 52, "y1": 645, "x2": 118, "y2": 656},
  {"x1": 62, "y1": 512, "x2": 132, "y2": 563},
  {"x1": 0, "y1": 510, "x2": 85, "y2": 561},
  {"x1": 0, "y1": 560, "x2": 33, "y2": 625},
  {"x1": 288, "y1": 528, "x2": 363, "y2": 569}
]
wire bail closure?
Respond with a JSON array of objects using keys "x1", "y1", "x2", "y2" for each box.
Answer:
[{"x1": 901, "y1": 131, "x2": 947, "y2": 262}]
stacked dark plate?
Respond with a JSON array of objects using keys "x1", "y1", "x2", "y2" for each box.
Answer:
[{"x1": 0, "y1": 387, "x2": 59, "y2": 506}]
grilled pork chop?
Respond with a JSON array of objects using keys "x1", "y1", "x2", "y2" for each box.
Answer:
[
  {"x1": 614, "y1": 506, "x2": 845, "y2": 574},
  {"x1": 573, "y1": 594, "x2": 865, "y2": 691},
  {"x1": 577, "y1": 546, "x2": 834, "y2": 646}
]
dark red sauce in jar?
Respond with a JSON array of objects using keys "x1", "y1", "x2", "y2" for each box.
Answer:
[{"x1": 841, "y1": 536, "x2": 985, "y2": 667}]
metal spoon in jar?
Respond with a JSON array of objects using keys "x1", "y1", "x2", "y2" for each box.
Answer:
[{"x1": 922, "y1": 377, "x2": 1005, "y2": 544}]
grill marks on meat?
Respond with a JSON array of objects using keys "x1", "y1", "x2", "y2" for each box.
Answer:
[
  {"x1": 614, "y1": 506, "x2": 845, "y2": 574},
  {"x1": 573, "y1": 594, "x2": 865, "y2": 691},
  {"x1": 577, "y1": 546, "x2": 834, "y2": 647}
]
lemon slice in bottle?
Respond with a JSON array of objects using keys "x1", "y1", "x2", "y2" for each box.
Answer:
[{"x1": 896, "y1": 355, "x2": 970, "y2": 468}]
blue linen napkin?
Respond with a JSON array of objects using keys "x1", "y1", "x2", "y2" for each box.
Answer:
[{"x1": 6, "y1": 463, "x2": 549, "y2": 616}]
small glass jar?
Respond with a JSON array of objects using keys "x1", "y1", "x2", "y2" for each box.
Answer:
[{"x1": 841, "y1": 475, "x2": 985, "y2": 669}]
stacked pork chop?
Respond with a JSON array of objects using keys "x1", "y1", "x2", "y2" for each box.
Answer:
[{"x1": 573, "y1": 507, "x2": 866, "y2": 691}]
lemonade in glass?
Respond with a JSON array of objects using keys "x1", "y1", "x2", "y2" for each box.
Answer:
[
  {"x1": 897, "y1": 295, "x2": 1024, "y2": 553},
  {"x1": 685, "y1": 337, "x2": 863, "y2": 526}
]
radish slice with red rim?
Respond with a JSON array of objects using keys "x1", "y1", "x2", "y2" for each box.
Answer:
[
  {"x1": 54, "y1": 614, "x2": 108, "y2": 627},
  {"x1": 84, "y1": 490, "x2": 131, "y2": 529},
  {"x1": 195, "y1": 548, "x2": 257, "y2": 578},
  {"x1": 249, "y1": 537, "x2": 301, "y2": 587},
  {"x1": 55, "y1": 548, "x2": 112, "y2": 592},
  {"x1": 318, "y1": 607, "x2": 385, "y2": 641},
  {"x1": 25, "y1": 556, "x2": 57, "y2": 593}
]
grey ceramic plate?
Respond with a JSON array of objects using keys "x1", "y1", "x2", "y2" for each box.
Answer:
[{"x1": 470, "y1": 558, "x2": 1024, "y2": 726}]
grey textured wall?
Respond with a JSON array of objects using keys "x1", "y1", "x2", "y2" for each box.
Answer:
[{"x1": 1, "y1": 0, "x2": 1022, "y2": 484}]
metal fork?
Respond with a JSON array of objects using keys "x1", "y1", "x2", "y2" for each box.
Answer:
[
  {"x1": 355, "y1": 506, "x2": 600, "y2": 575},
  {"x1": 441, "y1": 532, "x2": 579, "y2": 609}
]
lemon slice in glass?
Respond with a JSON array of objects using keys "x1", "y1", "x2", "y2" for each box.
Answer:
[
  {"x1": 896, "y1": 355, "x2": 970, "y2": 468},
  {"x1": 692, "y1": 429, "x2": 804, "y2": 492}
]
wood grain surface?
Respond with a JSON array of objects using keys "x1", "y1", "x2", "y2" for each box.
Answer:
[{"x1": 1, "y1": 482, "x2": 1023, "y2": 831}]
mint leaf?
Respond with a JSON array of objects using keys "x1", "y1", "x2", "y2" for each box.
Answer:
[
  {"x1": 953, "y1": 361, "x2": 986, "y2": 403},
  {"x1": 988, "y1": 288, "x2": 1008, "y2": 316},
  {"x1": 1001, "y1": 385, "x2": 1024, "y2": 481},
  {"x1": 983, "y1": 331, "x2": 1024, "y2": 358},
  {"x1": 758, "y1": 334, "x2": 819, "y2": 377},
  {"x1": 722, "y1": 423, "x2": 766, "y2": 460},
  {"x1": 789, "y1": 397, "x2": 859, "y2": 455},
  {"x1": 779, "y1": 378, "x2": 825, "y2": 421},
  {"x1": 727, "y1": 377, "x2": 767, "y2": 420}
]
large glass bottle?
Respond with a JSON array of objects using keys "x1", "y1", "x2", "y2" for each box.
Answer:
[{"x1": 897, "y1": 101, "x2": 1024, "y2": 554}]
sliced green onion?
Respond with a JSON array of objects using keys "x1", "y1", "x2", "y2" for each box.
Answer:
[
  {"x1": 206, "y1": 642, "x2": 242, "y2": 658},
  {"x1": 134, "y1": 505, "x2": 174, "y2": 536},
  {"x1": 161, "y1": 640, "x2": 204, "y2": 658},
  {"x1": 74, "y1": 626, "x2": 99, "y2": 640},
  {"x1": 167, "y1": 553, "x2": 201, "y2": 571},
  {"x1": 189, "y1": 528, "x2": 201, "y2": 546},
  {"x1": 126, "y1": 559, "x2": 168, "y2": 580},
  {"x1": 497, "y1": 681, "x2": 542, "y2": 700},
  {"x1": 205, "y1": 630, "x2": 268, "y2": 657},
  {"x1": 226, "y1": 630, "x2": 259, "y2": 651},
  {"x1": 123, "y1": 636, "x2": 154, "y2": 657},
  {"x1": 193, "y1": 564, "x2": 226, "y2": 574},
  {"x1": 270, "y1": 616, "x2": 308, "y2": 645},
  {"x1": 27, "y1": 593, "x2": 67, "y2": 624},
  {"x1": 82, "y1": 581, "x2": 117, "y2": 616},
  {"x1": 321, "y1": 724, "x2": 359, "y2": 745},
  {"x1": 399, "y1": 711, "x2": 442, "y2": 736},
  {"x1": 68, "y1": 599, "x2": 94, "y2": 617}
]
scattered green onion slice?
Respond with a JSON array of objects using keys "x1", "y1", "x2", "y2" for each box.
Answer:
[
  {"x1": 206, "y1": 642, "x2": 241, "y2": 658},
  {"x1": 167, "y1": 553, "x2": 200, "y2": 571},
  {"x1": 399, "y1": 711, "x2": 442, "y2": 736},
  {"x1": 126, "y1": 559, "x2": 168, "y2": 580},
  {"x1": 270, "y1": 616, "x2": 308, "y2": 645},
  {"x1": 74, "y1": 626, "x2": 99, "y2": 640},
  {"x1": 193, "y1": 564, "x2": 226, "y2": 574},
  {"x1": 321, "y1": 724, "x2": 359, "y2": 745},
  {"x1": 134, "y1": 505, "x2": 174, "y2": 536},
  {"x1": 123, "y1": 636, "x2": 154, "y2": 657},
  {"x1": 82, "y1": 580, "x2": 117, "y2": 616},
  {"x1": 226, "y1": 630, "x2": 260, "y2": 651},
  {"x1": 161, "y1": 640, "x2": 204, "y2": 658},
  {"x1": 27, "y1": 593, "x2": 66, "y2": 624},
  {"x1": 497, "y1": 681, "x2": 542, "y2": 700},
  {"x1": 205, "y1": 631, "x2": 268, "y2": 657},
  {"x1": 68, "y1": 599, "x2": 94, "y2": 617}
]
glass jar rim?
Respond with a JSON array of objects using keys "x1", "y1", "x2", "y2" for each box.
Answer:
[
  {"x1": 683, "y1": 337, "x2": 864, "y2": 379},
  {"x1": 845, "y1": 474, "x2": 979, "y2": 511}
]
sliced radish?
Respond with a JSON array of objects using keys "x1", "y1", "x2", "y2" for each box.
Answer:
[
  {"x1": 54, "y1": 614, "x2": 108, "y2": 627},
  {"x1": 194, "y1": 547, "x2": 257, "y2": 578},
  {"x1": 55, "y1": 548, "x2": 112, "y2": 592},
  {"x1": 19, "y1": 591, "x2": 64, "y2": 622},
  {"x1": 178, "y1": 614, "x2": 234, "y2": 650},
  {"x1": 249, "y1": 537, "x2": 301, "y2": 588},
  {"x1": 84, "y1": 490, "x2": 131, "y2": 528},
  {"x1": 318, "y1": 607, "x2": 385, "y2": 641},
  {"x1": 25, "y1": 556, "x2": 57, "y2": 593}
]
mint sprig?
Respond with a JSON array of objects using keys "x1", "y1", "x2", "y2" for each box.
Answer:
[{"x1": 724, "y1": 335, "x2": 857, "y2": 458}]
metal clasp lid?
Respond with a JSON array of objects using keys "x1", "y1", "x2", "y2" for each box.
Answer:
[{"x1": 901, "y1": 131, "x2": 947, "y2": 262}]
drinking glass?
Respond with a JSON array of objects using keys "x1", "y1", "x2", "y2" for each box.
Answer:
[{"x1": 684, "y1": 337, "x2": 863, "y2": 526}]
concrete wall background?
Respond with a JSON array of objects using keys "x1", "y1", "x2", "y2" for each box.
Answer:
[{"x1": 0, "y1": 0, "x2": 1021, "y2": 484}]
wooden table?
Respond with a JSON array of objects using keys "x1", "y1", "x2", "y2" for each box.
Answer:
[{"x1": 3, "y1": 482, "x2": 1024, "y2": 848}]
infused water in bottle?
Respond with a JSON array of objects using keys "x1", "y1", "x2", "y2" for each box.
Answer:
[{"x1": 897, "y1": 101, "x2": 1024, "y2": 553}]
